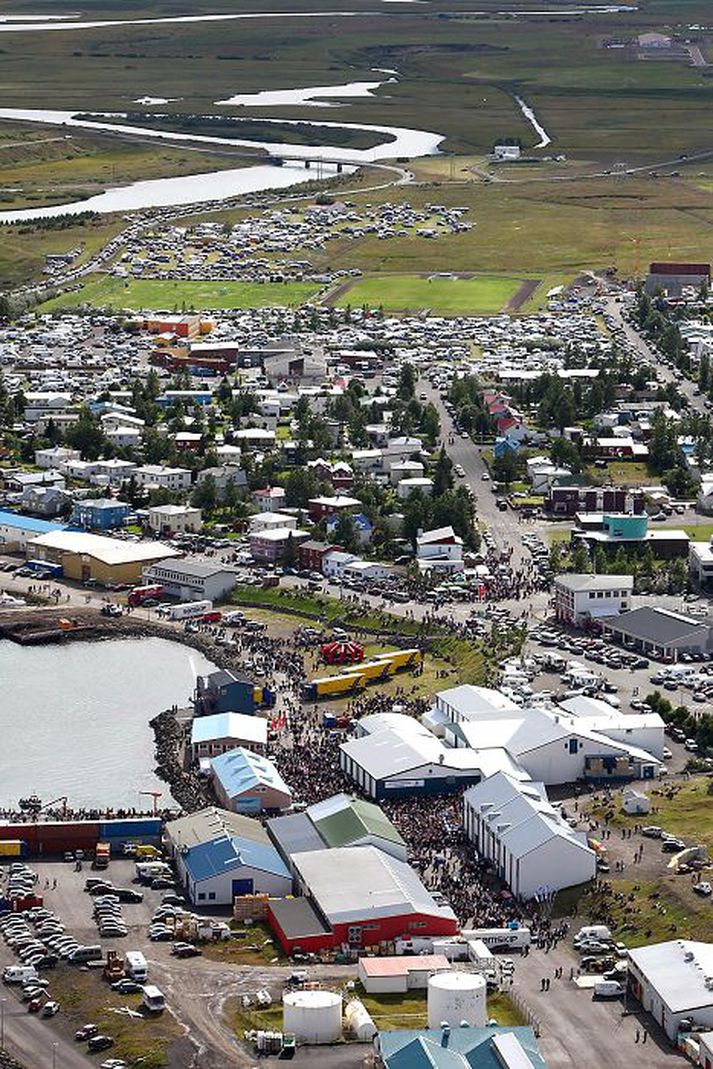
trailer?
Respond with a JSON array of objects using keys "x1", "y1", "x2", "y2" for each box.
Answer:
[
  {"x1": 159, "y1": 600, "x2": 212, "y2": 621},
  {"x1": 460, "y1": 927, "x2": 531, "y2": 951},
  {"x1": 302, "y1": 648, "x2": 423, "y2": 701}
]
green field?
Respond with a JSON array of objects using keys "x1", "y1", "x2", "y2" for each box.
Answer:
[
  {"x1": 40, "y1": 276, "x2": 322, "y2": 311},
  {"x1": 334, "y1": 273, "x2": 525, "y2": 314}
]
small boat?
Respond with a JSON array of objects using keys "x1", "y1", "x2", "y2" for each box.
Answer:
[{"x1": 18, "y1": 795, "x2": 42, "y2": 811}]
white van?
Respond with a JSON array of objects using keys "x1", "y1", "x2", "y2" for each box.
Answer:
[
  {"x1": 575, "y1": 925, "x2": 612, "y2": 943},
  {"x1": 593, "y1": 980, "x2": 624, "y2": 999},
  {"x1": 125, "y1": 951, "x2": 148, "y2": 982},
  {"x1": 142, "y1": 985, "x2": 166, "y2": 1013},
  {"x1": 3, "y1": 965, "x2": 38, "y2": 984}
]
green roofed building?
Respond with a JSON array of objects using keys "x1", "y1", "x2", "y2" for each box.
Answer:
[
  {"x1": 309, "y1": 794, "x2": 407, "y2": 859},
  {"x1": 267, "y1": 792, "x2": 407, "y2": 873}
]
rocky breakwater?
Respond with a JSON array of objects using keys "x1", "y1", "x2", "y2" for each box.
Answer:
[{"x1": 151, "y1": 708, "x2": 209, "y2": 814}]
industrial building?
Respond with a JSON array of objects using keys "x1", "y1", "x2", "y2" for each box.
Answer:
[
  {"x1": 645, "y1": 261, "x2": 710, "y2": 297},
  {"x1": 463, "y1": 773, "x2": 596, "y2": 899},
  {"x1": 376, "y1": 1026, "x2": 547, "y2": 1069},
  {"x1": 165, "y1": 807, "x2": 291, "y2": 905},
  {"x1": 553, "y1": 573, "x2": 633, "y2": 628},
  {"x1": 142, "y1": 559, "x2": 237, "y2": 602},
  {"x1": 268, "y1": 845, "x2": 458, "y2": 954},
  {"x1": 190, "y1": 712, "x2": 268, "y2": 760},
  {"x1": 210, "y1": 748, "x2": 292, "y2": 814},
  {"x1": 445, "y1": 706, "x2": 661, "y2": 783},
  {"x1": 27, "y1": 530, "x2": 179, "y2": 585},
  {"x1": 0, "y1": 511, "x2": 67, "y2": 552},
  {"x1": 599, "y1": 605, "x2": 713, "y2": 661},
  {"x1": 268, "y1": 793, "x2": 407, "y2": 870},
  {"x1": 358, "y1": 955, "x2": 451, "y2": 994},
  {"x1": 628, "y1": 940, "x2": 713, "y2": 1041},
  {"x1": 339, "y1": 717, "x2": 484, "y2": 800}
]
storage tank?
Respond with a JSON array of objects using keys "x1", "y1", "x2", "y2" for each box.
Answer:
[
  {"x1": 427, "y1": 971, "x2": 487, "y2": 1029},
  {"x1": 345, "y1": 999, "x2": 377, "y2": 1042},
  {"x1": 283, "y1": 990, "x2": 342, "y2": 1044}
]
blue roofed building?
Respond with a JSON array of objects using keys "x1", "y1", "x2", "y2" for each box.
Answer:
[
  {"x1": 377, "y1": 1026, "x2": 548, "y2": 1069},
  {"x1": 0, "y1": 510, "x2": 67, "y2": 552},
  {"x1": 165, "y1": 806, "x2": 292, "y2": 905},
  {"x1": 326, "y1": 511, "x2": 373, "y2": 545},
  {"x1": 70, "y1": 498, "x2": 132, "y2": 531},
  {"x1": 211, "y1": 747, "x2": 292, "y2": 814}
]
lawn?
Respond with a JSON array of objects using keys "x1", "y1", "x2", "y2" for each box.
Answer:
[
  {"x1": 584, "y1": 461, "x2": 652, "y2": 487},
  {"x1": 231, "y1": 584, "x2": 490, "y2": 691},
  {"x1": 201, "y1": 921, "x2": 285, "y2": 965},
  {"x1": 333, "y1": 274, "x2": 524, "y2": 316},
  {"x1": 589, "y1": 780, "x2": 713, "y2": 851},
  {"x1": 40, "y1": 276, "x2": 322, "y2": 312},
  {"x1": 227, "y1": 985, "x2": 524, "y2": 1041},
  {"x1": 47, "y1": 967, "x2": 181, "y2": 1068}
]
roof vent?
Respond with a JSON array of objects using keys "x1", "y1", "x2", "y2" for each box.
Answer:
[{"x1": 684, "y1": 952, "x2": 694, "y2": 962}]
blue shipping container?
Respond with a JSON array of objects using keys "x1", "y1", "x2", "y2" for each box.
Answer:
[{"x1": 100, "y1": 820, "x2": 162, "y2": 837}]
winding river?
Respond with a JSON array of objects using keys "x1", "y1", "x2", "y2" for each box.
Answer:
[{"x1": 0, "y1": 107, "x2": 442, "y2": 223}]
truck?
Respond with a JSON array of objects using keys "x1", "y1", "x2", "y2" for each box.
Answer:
[
  {"x1": 142, "y1": 985, "x2": 166, "y2": 1013},
  {"x1": 460, "y1": 927, "x2": 531, "y2": 951},
  {"x1": 127, "y1": 584, "x2": 164, "y2": 607},
  {"x1": 158, "y1": 600, "x2": 212, "y2": 622},
  {"x1": 93, "y1": 842, "x2": 110, "y2": 869}
]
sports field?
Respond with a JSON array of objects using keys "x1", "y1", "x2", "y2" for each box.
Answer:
[
  {"x1": 334, "y1": 273, "x2": 525, "y2": 315},
  {"x1": 40, "y1": 276, "x2": 322, "y2": 312}
]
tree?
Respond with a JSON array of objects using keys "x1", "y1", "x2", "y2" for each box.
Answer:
[
  {"x1": 333, "y1": 513, "x2": 358, "y2": 553},
  {"x1": 191, "y1": 474, "x2": 217, "y2": 513},
  {"x1": 492, "y1": 451, "x2": 523, "y2": 488},
  {"x1": 65, "y1": 407, "x2": 105, "y2": 460},
  {"x1": 571, "y1": 541, "x2": 591, "y2": 574},
  {"x1": 432, "y1": 445, "x2": 453, "y2": 497},
  {"x1": 549, "y1": 437, "x2": 582, "y2": 473},
  {"x1": 397, "y1": 363, "x2": 417, "y2": 402},
  {"x1": 283, "y1": 531, "x2": 297, "y2": 569}
]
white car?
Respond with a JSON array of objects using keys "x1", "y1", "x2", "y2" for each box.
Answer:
[
  {"x1": 481, "y1": 472, "x2": 490, "y2": 481},
  {"x1": 694, "y1": 882, "x2": 712, "y2": 897}
]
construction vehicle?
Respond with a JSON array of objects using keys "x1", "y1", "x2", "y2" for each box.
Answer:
[
  {"x1": 58, "y1": 618, "x2": 81, "y2": 631},
  {"x1": 103, "y1": 950, "x2": 124, "y2": 984},
  {"x1": 93, "y1": 842, "x2": 110, "y2": 869}
]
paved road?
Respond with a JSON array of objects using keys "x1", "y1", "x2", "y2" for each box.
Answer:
[
  {"x1": 1, "y1": 994, "x2": 90, "y2": 1069},
  {"x1": 419, "y1": 380, "x2": 530, "y2": 565},
  {"x1": 512, "y1": 943, "x2": 680, "y2": 1068},
  {"x1": 603, "y1": 297, "x2": 708, "y2": 416}
]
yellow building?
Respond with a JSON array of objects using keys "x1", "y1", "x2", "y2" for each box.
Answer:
[{"x1": 28, "y1": 530, "x2": 180, "y2": 586}]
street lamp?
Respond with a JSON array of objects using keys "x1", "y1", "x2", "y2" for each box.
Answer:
[
  {"x1": 1, "y1": 997, "x2": 6, "y2": 1050},
  {"x1": 52, "y1": 1041, "x2": 58, "y2": 1069}
]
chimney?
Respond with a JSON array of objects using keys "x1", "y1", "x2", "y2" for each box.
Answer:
[{"x1": 440, "y1": 1024, "x2": 451, "y2": 1048}]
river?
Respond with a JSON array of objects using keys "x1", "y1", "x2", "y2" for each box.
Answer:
[
  {"x1": 0, "y1": 637, "x2": 216, "y2": 810},
  {"x1": 0, "y1": 108, "x2": 441, "y2": 223}
]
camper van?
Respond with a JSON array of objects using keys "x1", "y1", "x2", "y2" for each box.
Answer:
[
  {"x1": 125, "y1": 951, "x2": 148, "y2": 982},
  {"x1": 3, "y1": 966, "x2": 38, "y2": 985}
]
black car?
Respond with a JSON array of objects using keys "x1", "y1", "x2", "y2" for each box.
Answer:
[
  {"x1": 150, "y1": 878, "x2": 176, "y2": 890},
  {"x1": 115, "y1": 889, "x2": 144, "y2": 903},
  {"x1": 87, "y1": 1035, "x2": 114, "y2": 1053}
]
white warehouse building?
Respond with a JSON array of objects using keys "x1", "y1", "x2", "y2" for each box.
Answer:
[
  {"x1": 628, "y1": 940, "x2": 713, "y2": 1041},
  {"x1": 463, "y1": 772, "x2": 596, "y2": 899}
]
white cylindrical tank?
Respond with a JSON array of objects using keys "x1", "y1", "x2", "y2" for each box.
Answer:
[
  {"x1": 345, "y1": 999, "x2": 377, "y2": 1042},
  {"x1": 283, "y1": 990, "x2": 342, "y2": 1044},
  {"x1": 427, "y1": 971, "x2": 487, "y2": 1029}
]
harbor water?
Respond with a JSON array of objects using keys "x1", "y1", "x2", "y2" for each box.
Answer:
[{"x1": 0, "y1": 637, "x2": 215, "y2": 811}]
